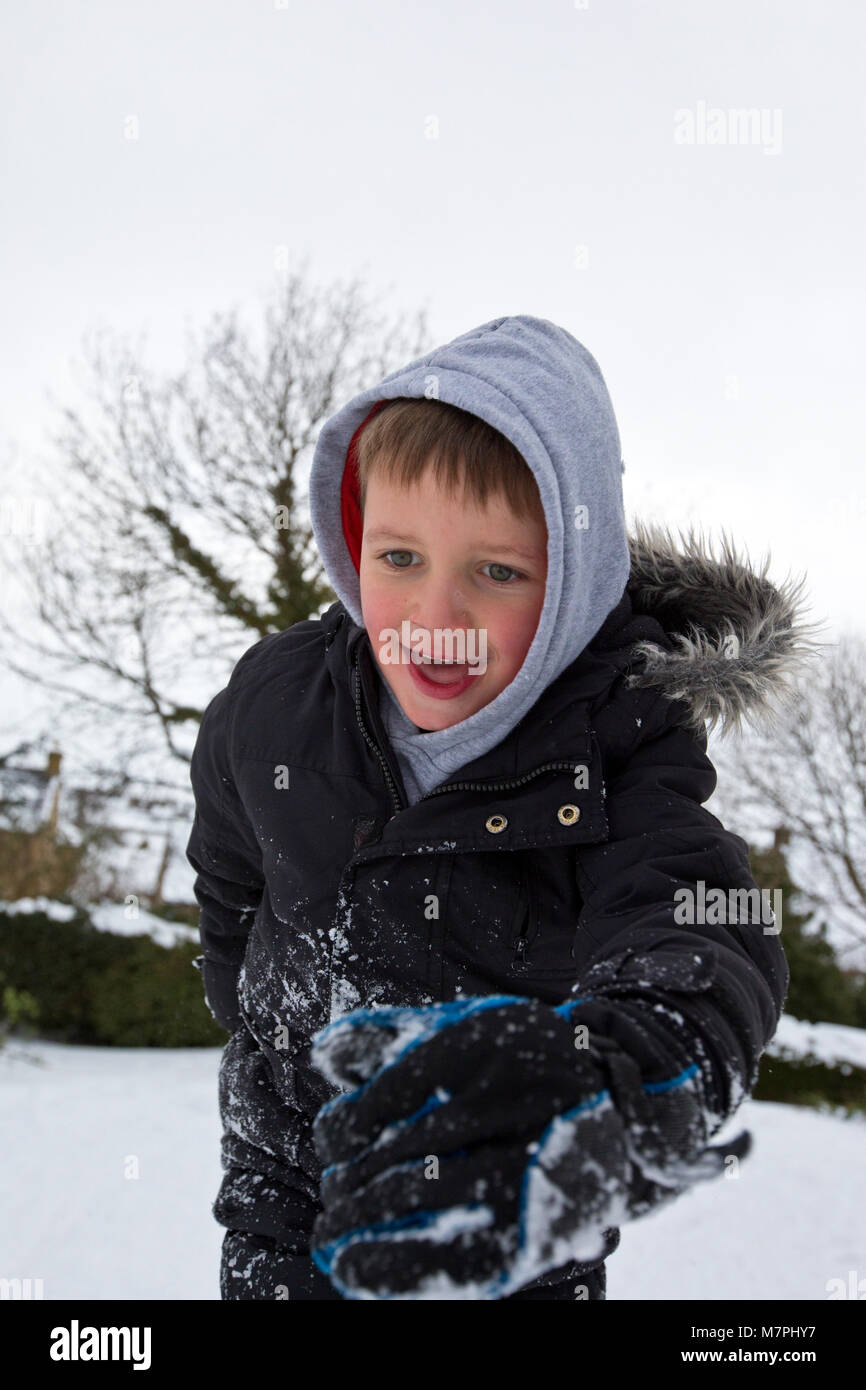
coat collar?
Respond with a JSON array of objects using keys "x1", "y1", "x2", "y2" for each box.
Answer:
[{"x1": 324, "y1": 606, "x2": 611, "y2": 848}]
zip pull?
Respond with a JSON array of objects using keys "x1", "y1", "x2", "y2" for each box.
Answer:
[
  {"x1": 512, "y1": 900, "x2": 531, "y2": 967},
  {"x1": 512, "y1": 858, "x2": 533, "y2": 967}
]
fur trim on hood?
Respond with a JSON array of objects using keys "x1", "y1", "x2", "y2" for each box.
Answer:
[{"x1": 622, "y1": 519, "x2": 827, "y2": 739}]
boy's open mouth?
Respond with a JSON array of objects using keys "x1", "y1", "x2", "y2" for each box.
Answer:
[
  {"x1": 405, "y1": 656, "x2": 482, "y2": 700},
  {"x1": 415, "y1": 660, "x2": 472, "y2": 686}
]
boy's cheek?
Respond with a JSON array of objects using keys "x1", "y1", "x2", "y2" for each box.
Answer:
[{"x1": 359, "y1": 587, "x2": 394, "y2": 667}]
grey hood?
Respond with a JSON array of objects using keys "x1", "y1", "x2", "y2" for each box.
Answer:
[{"x1": 308, "y1": 314, "x2": 631, "y2": 802}]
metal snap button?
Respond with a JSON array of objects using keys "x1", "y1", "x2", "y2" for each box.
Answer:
[
  {"x1": 485, "y1": 814, "x2": 508, "y2": 833},
  {"x1": 557, "y1": 804, "x2": 581, "y2": 825}
]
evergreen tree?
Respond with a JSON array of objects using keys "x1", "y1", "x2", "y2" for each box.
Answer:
[{"x1": 749, "y1": 828, "x2": 866, "y2": 1027}]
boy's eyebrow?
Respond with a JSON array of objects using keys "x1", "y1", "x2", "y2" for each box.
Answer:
[{"x1": 363, "y1": 528, "x2": 543, "y2": 562}]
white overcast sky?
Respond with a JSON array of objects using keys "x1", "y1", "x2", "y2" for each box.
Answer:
[{"x1": 1, "y1": 0, "x2": 864, "y2": 748}]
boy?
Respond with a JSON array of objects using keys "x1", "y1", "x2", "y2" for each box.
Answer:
[{"x1": 186, "y1": 315, "x2": 813, "y2": 1301}]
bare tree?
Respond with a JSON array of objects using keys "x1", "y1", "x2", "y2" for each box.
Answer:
[
  {"x1": 710, "y1": 633, "x2": 866, "y2": 962},
  {"x1": 0, "y1": 259, "x2": 431, "y2": 800}
]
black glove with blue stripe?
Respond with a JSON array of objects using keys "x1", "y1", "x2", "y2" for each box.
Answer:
[{"x1": 309, "y1": 994, "x2": 750, "y2": 1300}]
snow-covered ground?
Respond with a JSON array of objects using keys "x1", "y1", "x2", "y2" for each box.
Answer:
[{"x1": 1, "y1": 1037, "x2": 864, "y2": 1301}]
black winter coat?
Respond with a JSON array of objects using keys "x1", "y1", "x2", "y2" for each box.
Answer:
[{"x1": 186, "y1": 523, "x2": 801, "y2": 1288}]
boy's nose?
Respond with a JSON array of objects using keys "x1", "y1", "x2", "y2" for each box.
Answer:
[
  {"x1": 408, "y1": 602, "x2": 474, "y2": 639},
  {"x1": 408, "y1": 578, "x2": 474, "y2": 633}
]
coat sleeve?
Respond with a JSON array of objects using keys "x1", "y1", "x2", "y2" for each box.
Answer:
[
  {"x1": 185, "y1": 677, "x2": 265, "y2": 1033},
  {"x1": 568, "y1": 694, "x2": 789, "y2": 1138}
]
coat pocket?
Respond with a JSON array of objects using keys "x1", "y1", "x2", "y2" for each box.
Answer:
[
  {"x1": 507, "y1": 851, "x2": 584, "y2": 980},
  {"x1": 510, "y1": 856, "x2": 536, "y2": 970}
]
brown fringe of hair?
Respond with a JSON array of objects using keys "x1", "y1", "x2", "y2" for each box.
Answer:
[{"x1": 355, "y1": 398, "x2": 544, "y2": 522}]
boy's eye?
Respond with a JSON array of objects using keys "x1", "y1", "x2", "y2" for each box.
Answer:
[
  {"x1": 377, "y1": 552, "x2": 523, "y2": 583},
  {"x1": 482, "y1": 562, "x2": 520, "y2": 584},
  {"x1": 380, "y1": 550, "x2": 417, "y2": 568}
]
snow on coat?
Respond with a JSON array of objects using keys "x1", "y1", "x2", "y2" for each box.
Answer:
[{"x1": 185, "y1": 520, "x2": 813, "y2": 1279}]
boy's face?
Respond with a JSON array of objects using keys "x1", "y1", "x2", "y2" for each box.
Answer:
[{"x1": 359, "y1": 463, "x2": 548, "y2": 731}]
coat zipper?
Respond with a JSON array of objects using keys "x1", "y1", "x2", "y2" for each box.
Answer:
[
  {"x1": 352, "y1": 661, "x2": 404, "y2": 817},
  {"x1": 418, "y1": 762, "x2": 580, "y2": 800}
]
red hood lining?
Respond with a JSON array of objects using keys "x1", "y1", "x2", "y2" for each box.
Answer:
[{"x1": 340, "y1": 400, "x2": 390, "y2": 574}]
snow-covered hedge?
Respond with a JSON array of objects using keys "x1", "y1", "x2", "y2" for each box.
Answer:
[
  {"x1": 0, "y1": 896, "x2": 199, "y2": 948},
  {"x1": 0, "y1": 898, "x2": 223, "y2": 1047}
]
